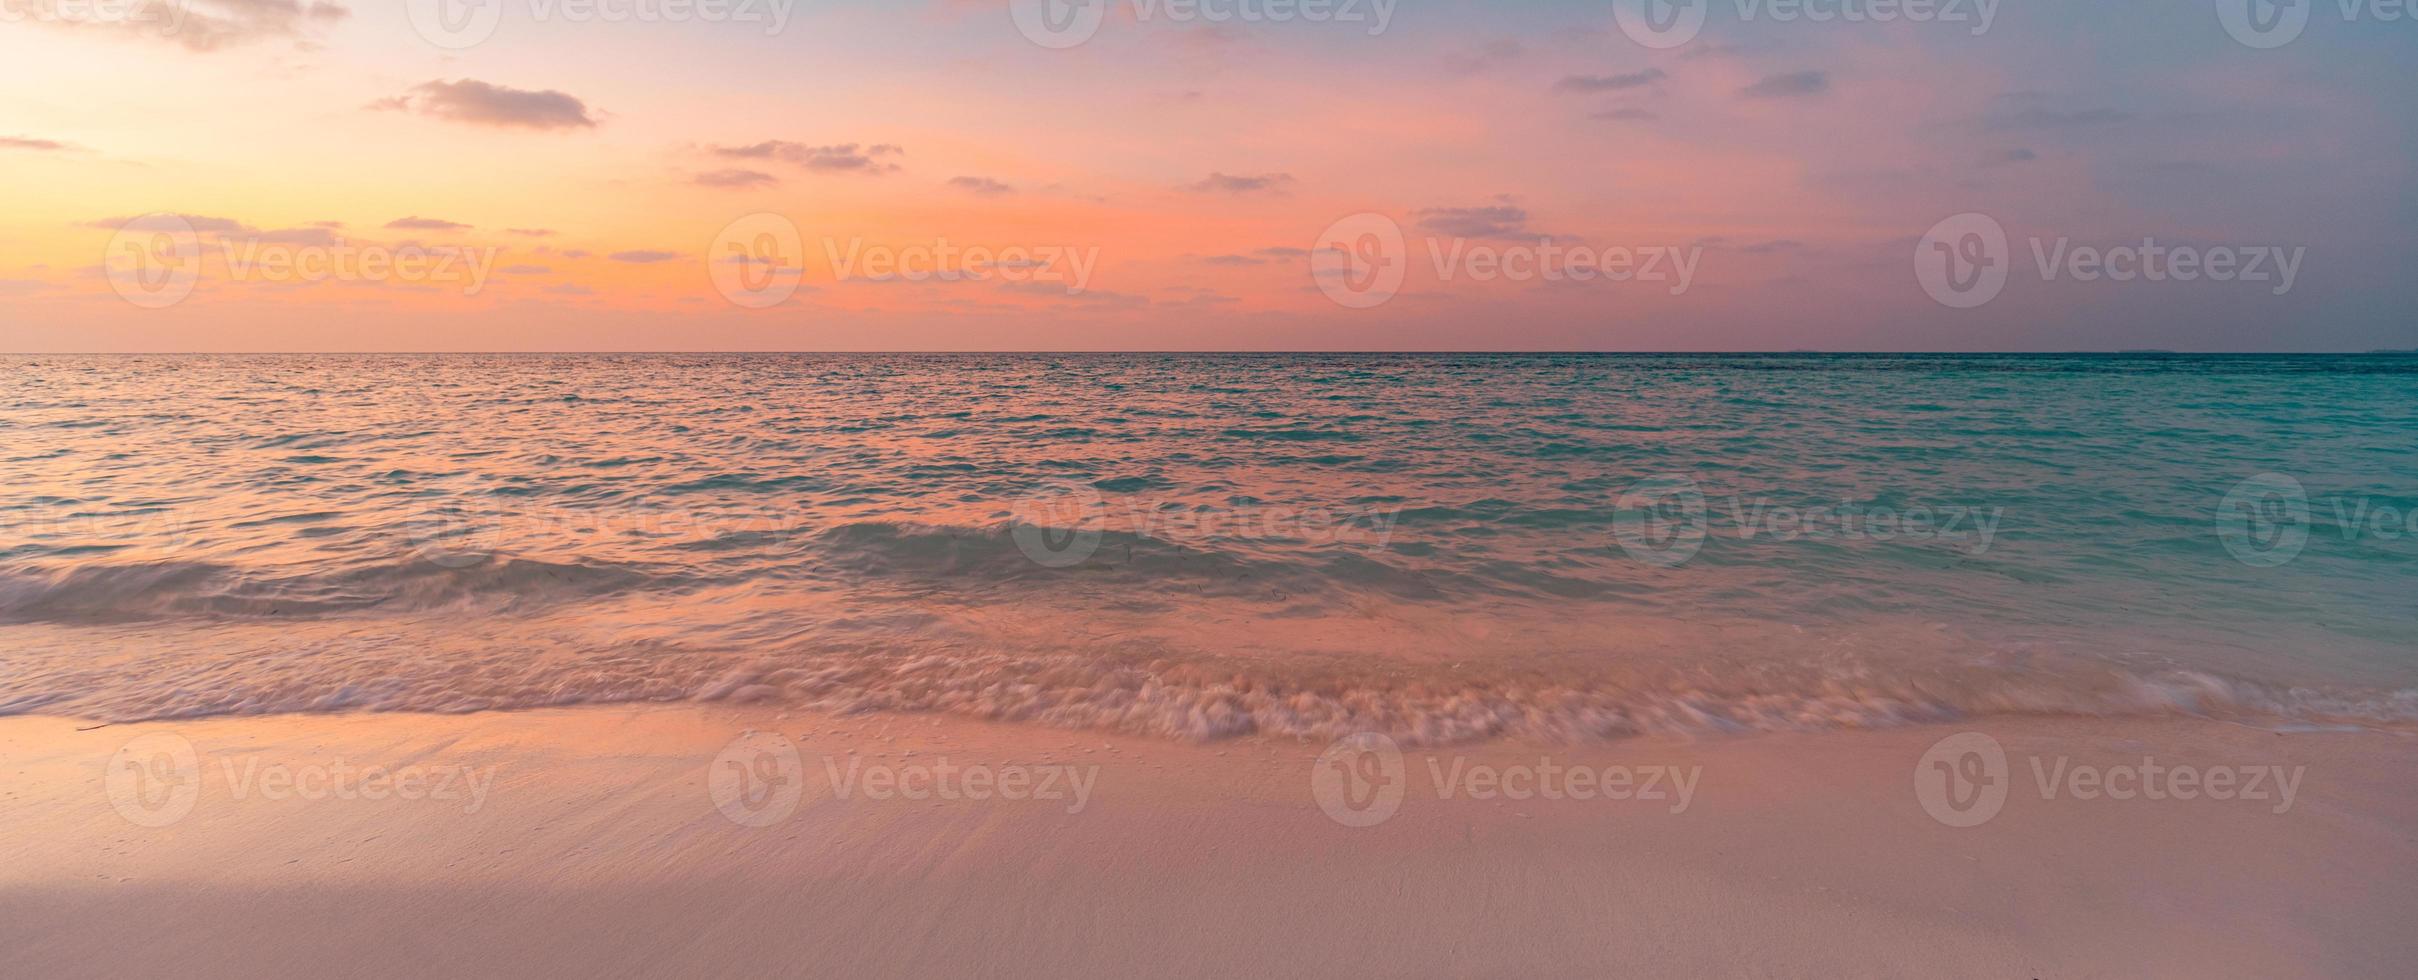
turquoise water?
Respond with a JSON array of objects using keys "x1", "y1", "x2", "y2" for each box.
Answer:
[{"x1": 1, "y1": 354, "x2": 2412, "y2": 741}]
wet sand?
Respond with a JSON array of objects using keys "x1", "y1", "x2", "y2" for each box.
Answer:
[{"x1": 4, "y1": 707, "x2": 2413, "y2": 978}]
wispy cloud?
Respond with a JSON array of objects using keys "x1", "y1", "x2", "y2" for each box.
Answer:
[
  {"x1": 1191, "y1": 172, "x2": 1295, "y2": 195},
  {"x1": 1416, "y1": 205, "x2": 1531, "y2": 240},
  {"x1": 1979, "y1": 94, "x2": 2136, "y2": 131},
  {"x1": 1446, "y1": 38, "x2": 1526, "y2": 75},
  {"x1": 87, "y1": 213, "x2": 249, "y2": 234},
  {"x1": 948, "y1": 176, "x2": 1015, "y2": 196},
  {"x1": 1554, "y1": 69, "x2": 1666, "y2": 94},
  {"x1": 609, "y1": 250, "x2": 680, "y2": 263},
  {"x1": 20, "y1": 0, "x2": 348, "y2": 53},
  {"x1": 1739, "y1": 70, "x2": 1830, "y2": 100},
  {"x1": 712, "y1": 141, "x2": 903, "y2": 174},
  {"x1": 695, "y1": 169, "x2": 780, "y2": 189},
  {"x1": 379, "y1": 80, "x2": 598, "y2": 130},
  {"x1": 386, "y1": 217, "x2": 471, "y2": 231},
  {"x1": 0, "y1": 136, "x2": 75, "y2": 152},
  {"x1": 87, "y1": 213, "x2": 350, "y2": 246}
]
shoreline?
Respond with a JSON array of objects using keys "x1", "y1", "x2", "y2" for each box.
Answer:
[{"x1": 6, "y1": 704, "x2": 2415, "y2": 977}]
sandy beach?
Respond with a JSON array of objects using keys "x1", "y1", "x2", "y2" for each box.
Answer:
[{"x1": 6, "y1": 707, "x2": 2412, "y2": 979}]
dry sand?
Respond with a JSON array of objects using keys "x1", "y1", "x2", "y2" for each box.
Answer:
[{"x1": 4, "y1": 707, "x2": 2413, "y2": 979}]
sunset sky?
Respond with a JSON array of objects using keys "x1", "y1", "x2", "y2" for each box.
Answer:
[{"x1": 2, "y1": 0, "x2": 2413, "y2": 351}]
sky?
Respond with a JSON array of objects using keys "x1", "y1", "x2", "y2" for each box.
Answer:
[{"x1": 1, "y1": 0, "x2": 2414, "y2": 351}]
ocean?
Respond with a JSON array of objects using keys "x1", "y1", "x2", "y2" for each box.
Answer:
[{"x1": 3, "y1": 353, "x2": 2412, "y2": 742}]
